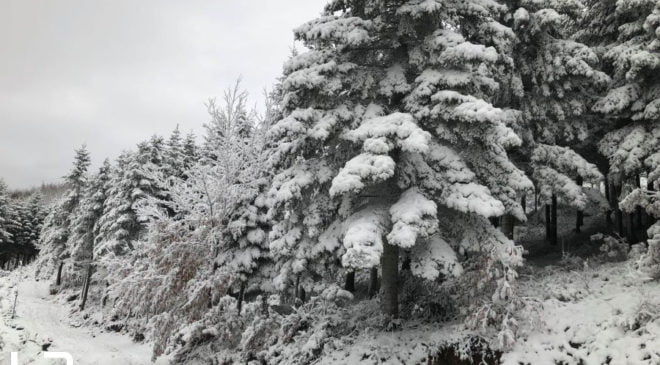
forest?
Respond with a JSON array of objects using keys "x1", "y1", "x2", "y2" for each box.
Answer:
[{"x1": 0, "y1": 0, "x2": 659, "y2": 364}]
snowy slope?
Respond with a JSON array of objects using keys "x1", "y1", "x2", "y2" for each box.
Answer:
[
  {"x1": 504, "y1": 259, "x2": 660, "y2": 364},
  {"x1": 0, "y1": 269, "x2": 161, "y2": 365},
  {"x1": 310, "y1": 256, "x2": 660, "y2": 365}
]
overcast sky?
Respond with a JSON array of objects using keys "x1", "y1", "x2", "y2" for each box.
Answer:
[{"x1": 0, "y1": 0, "x2": 326, "y2": 189}]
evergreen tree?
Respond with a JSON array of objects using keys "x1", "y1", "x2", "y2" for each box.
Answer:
[
  {"x1": 203, "y1": 80, "x2": 256, "y2": 162},
  {"x1": 267, "y1": 1, "x2": 530, "y2": 338},
  {"x1": 96, "y1": 151, "x2": 141, "y2": 256},
  {"x1": 164, "y1": 126, "x2": 186, "y2": 179},
  {"x1": 0, "y1": 180, "x2": 13, "y2": 245},
  {"x1": 486, "y1": 0, "x2": 609, "y2": 239},
  {"x1": 37, "y1": 145, "x2": 91, "y2": 277},
  {"x1": 581, "y1": 0, "x2": 660, "y2": 239},
  {"x1": 105, "y1": 88, "x2": 268, "y2": 358},
  {"x1": 182, "y1": 132, "x2": 198, "y2": 172},
  {"x1": 502, "y1": 0, "x2": 610, "y2": 143},
  {"x1": 25, "y1": 193, "x2": 46, "y2": 243},
  {"x1": 69, "y1": 159, "x2": 112, "y2": 268}
]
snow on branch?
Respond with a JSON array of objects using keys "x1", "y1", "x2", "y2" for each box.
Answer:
[{"x1": 387, "y1": 188, "x2": 438, "y2": 248}]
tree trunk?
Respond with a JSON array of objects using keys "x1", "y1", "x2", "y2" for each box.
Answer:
[
  {"x1": 649, "y1": 176, "x2": 657, "y2": 227},
  {"x1": 551, "y1": 194, "x2": 558, "y2": 246},
  {"x1": 299, "y1": 287, "x2": 306, "y2": 303},
  {"x1": 401, "y1": 253, "x2": 411, "y2": 272},
  {"x1": 609, "y1": 181, "x2": 623, "y2": 236},
  {"x1": 56, "y1": 261, "x2": 64, "y2": 286},
  {"x1": 635, "y1": 175, "x2": 644, "y2": 230},
  {"x1": 535, "y1": 186, "x2": 540, "y2": 214},
  {"x1": 80, "y1": 264, "x2": 93, "y2": 310},
  {"x1": 521, "y1": 195, "x2": 527, "y2": 215},
  {"x1": 261, "y1": 295, "x2": 269, "y2": 318},
  {"x1": 605, "y1": 181, "x2": 613, "y2": 226},
  {"x1": 576, "y1": 175, "x2": 584, "y2": 233},
  {"x1": 368, "y1": 267, "x2": 379, "y2": 298},
  {"x1": 616, "y1": 209, "x2": 624, "y2": 237},
  {"x1": 237, "y1": 281, "x2": 246, "y2": 315},
  {"x1": 380, "y1": 241, "x2": 399, "y2": 318},
  {"x1": 545, "y1": 204, "x2": 551, "y2": 242},
  {"x1": 628, "y1": 213, "x2": 637, "y2": 244},
  {"x1": 501, "y1": 214, "x2": 515, "y2": 240},
  {"x1": 344, "y1": 271, "x2": 355, "y2": 293}
]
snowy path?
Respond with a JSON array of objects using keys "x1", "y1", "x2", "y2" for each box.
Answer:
[{"x1": 0, "y1": 276, "x2": 157, "y2": 365}]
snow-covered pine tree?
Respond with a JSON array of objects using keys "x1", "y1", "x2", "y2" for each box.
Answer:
[
  {"x1": 267, "y1": 0, "x2": 531, "y2": 338},
  {"x1": 491, "y1": 0, "x2": 609, "y2": 239},
  {"x1": 182, "y1": 132, "x2": 198, "y2": 173},
  {"x1": 502, "y1": 0, "x2": 610, "y2": 143},
  {"x1": 68, "y1": 159, "x2": 112, "y2": 278},
  {"x1": 0, "y1": 181, "x2": 23, "y2": 269},
  {"x1": 0, "y1": 180, "x2": 13, "y2": 246},
  {"x1": 7, "y1": 200, "x2": 29, "y2": 258},
  {"x1": 24, "y1": 192, "x2": 46, "y2": 260},
  {"x1": 105, "y1": 85, "x2": 268, "y2": 358},
  {"x1": 5, "y1": 195, "x2": 43, "y2": 267},
  {"x1": 531, "y1": 144, "x2": 602, "y2": 239},
  {"x1": 164, "y1": 126, "x2": 186, "y2": 179},
  {"x1": 96, "y1": 151, "x2": 141, "y2": 256},
  {"x1": 96, "y1": 134, "x2": 172, "y2": 257},
  {"x1": 203, "y1": 80, "x2": 255, "y2": 162},
  {"x1": 582, "y1": 0, "x2": 660, "y2": 240},
  {"x1": 37, "y1": 145, "x2": 91, "y2": 278}
]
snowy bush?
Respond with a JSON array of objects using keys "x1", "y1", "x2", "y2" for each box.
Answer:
[
  {"x1": 596, "y1": 235, "x2": 629, "y2": 262},
  {"x1": 558, "y1": 252, "x2": 586, "y2": 271},
  {"x1": 174, "y1": 295, "x2": 380, "y2": 365},
  {"x1": 638, "y1": 223, "x2": 660, "y2": 279}
]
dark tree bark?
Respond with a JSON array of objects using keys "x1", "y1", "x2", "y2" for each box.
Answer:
[
  {"x1": 501, "y1": 214, "x2": 515, "y2": 240},
  {"x1": 80, "y1": 264, "x2": 93, "y2": 310},
  {"x1": 628, "y1": 213, "x2": 637, "y2": 244},
  {"x1": 649, "y1": 176, "x2": 657, "y2": 227},
  {"x1": 521, "y1": 195, "x2": 527, "y2": 215},
  {"x1": 368, "y1": 267, "x2": 379, "y2": 298},
  {"x1": 237, "y1": 281, "x2": 246, "y2": 315},
  {"x1": 56, "y1": 261, "x2": 64, "y2": 286},
  {"x1": 605, "y1": 179, "x2": 613, "y2": 225},
  {"x1": 299, "y1": 287, "x2": 306, "y2": 303},
  {"x1": 401, "y1": 253, "x2": 411, "y2": 272},
  {"x1": 616, "y1": 209, "x2": 624, "y2": 237},
  {"x1": 261, "y1": 294, "x2": 269, "y2": 318},
  {"x1": 576, "y1": 175, "x2": 584, "y2": 233},
  {"x1": 635, "y1": 174, "x2": 642, "y2": 220},
  {"x1": 551, "y1": 194, "x2": 558, "y2": 246},
  {"x1": 381, "y1": 241, "x2": 399, "y2": 318},
  {"x1": 534, "y1": 186, "x2": 539, "y2": 214},
  {"x1": 550, "y1": 194, "x2": 558, "y2": 246},
  {"x1": 611, "y1": 182, "x2": 624, "y2": 236},
  {"x1": 345, "y1": 271, "x2": 356, "y2": 293},
  {"x1": 545, "y1": 204, "x2": 551, "y2": 242}
]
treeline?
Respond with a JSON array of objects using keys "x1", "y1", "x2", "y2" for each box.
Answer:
[
  {"x1": 31, "y1": 0, "x2": 660, "y2": 363},
  {"x1": 0, "y1": 181, "x2": 46, "y2": 270},
  {"x1": 11, "y1": 183, "x2": 68, "y2": 205}
]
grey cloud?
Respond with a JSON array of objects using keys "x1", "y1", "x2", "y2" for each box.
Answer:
[{"x1": 0, "y1": 0, "x2": 325, "y2": 188}]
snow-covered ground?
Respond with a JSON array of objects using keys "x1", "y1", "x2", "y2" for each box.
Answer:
[
  {"x1": 312, "y1": 255, "x2": 660, "y2": 364},
  {"x1": 504, "y1": 258, "x2": 660, "y2": 364},
  {"x1": 3, "y1": 247, "x2": 660, "y2": 365},
  {"x1": 0, "y1": 269, "x2": 159, "y2": 365}
]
